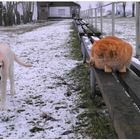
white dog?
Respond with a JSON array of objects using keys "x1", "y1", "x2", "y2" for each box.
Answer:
[{"x1": 0, "y1": 43, "x2": 32, "y2": 110}]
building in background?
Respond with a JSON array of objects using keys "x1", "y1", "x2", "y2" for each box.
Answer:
[{"x1": 37, "y1": 2, "x2": 81, "y2": 20}]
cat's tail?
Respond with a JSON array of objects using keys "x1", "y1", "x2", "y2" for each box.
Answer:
[{"x1": 14, "y1": 53, "x2": 32, "y2": 67}]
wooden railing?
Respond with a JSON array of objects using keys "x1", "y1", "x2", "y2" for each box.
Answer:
[
  {"x1": 80, "y1": 2, "x2": 140, "y2": 58},
  {"x1": 74, "y1": 17, "x2": 140, "y2": 139}
]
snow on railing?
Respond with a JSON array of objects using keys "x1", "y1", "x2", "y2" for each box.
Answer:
[{"x1": 80, "y1": 2, "x2": 140, "y2": 58}]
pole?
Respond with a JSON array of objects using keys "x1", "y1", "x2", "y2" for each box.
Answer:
[
  {"x1": 112, "y1": 2, "x2": 115, "y2": 36},
  {"x1": 100, "y1": 6, "x2": 103, "y2": 33},
  {"x1": 95, "y1": 9, "x2": 97, "y2": 29},
  {"x1": 91, "y1": 8, "x2": 93, "y2": 26},
  {"x1": 136, "y1": 2, "x2": 140, "y2": 58}
]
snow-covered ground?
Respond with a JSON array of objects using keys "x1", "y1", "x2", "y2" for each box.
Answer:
[
  {"x1": 0, "y1": 20, "x2": 84, "y2": 139},
  {"x1": 0, "y1": 17, "x2": 137, "y2": 139}
]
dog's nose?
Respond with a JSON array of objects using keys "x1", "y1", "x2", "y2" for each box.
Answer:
[{"x1": 0, "y1": 77, "x2": 1, "y2": 80}]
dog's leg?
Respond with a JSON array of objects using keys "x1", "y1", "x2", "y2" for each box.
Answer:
[
  {"x1": 9, "y1": 63, "x2": 15, "y2": 95},
  {"x1": 0, "y1": 65, "x2": 8, "y2": 111},
  {"x1": 0, "y1": 77, "x2": 7, "y2": 110}
]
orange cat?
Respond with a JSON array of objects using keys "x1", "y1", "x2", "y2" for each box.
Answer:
[{"x1": 90, "y1": 36, "x2": 132, "y2": 72}]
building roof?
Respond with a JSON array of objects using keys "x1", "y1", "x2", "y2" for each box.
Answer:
[{"x1": 37, "y1": 2, "x2": 81, "y2": 8}]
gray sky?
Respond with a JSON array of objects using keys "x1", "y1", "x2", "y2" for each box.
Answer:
[{"x1": 77, "y1": 1, "x2": 97, "y2": 10}]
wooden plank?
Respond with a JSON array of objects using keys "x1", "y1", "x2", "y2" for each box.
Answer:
[
  {"x1": 81, "y1": 19, "x2": 89, "y2": 25},
  {"x1": 82, "y1": 37, "x2": 97, "y2": 97},
  {"x1": 90, "y1": 36, "x2": 100, "y2": 43},
  {"x1": 94, "y1": 68, "x2": 140, "y2": 138},
  {"x1": 81, "y1": 36, "x2": 92, "y2": 57},
  {"x1": 75, "y1": 20, "x2": 81, "y2": 25},
  {"x1": 87, "y1": 25, "x2": 102, "y2": 37},
  {"x1": 130, "y1": 57, "x2": 140, "y2": 77},
  {"x1": 131, "y1": 57, "x2": 140, "y2": 70},
  {"x1": 90, "y1": 66, "x2": 96, "y2": 98},
  {"x1": 91, "y1": 36, "x2": 100, "y2": 41},
  {"x1": 82, "y1": 25, "x2": 93, "y2": 36},
  {"x1": 77, "y1": 25, "x2": 85, "y2": 36},
  {"x1": 116, "y1": 69, "x2": 140, "y2": 109},
  {"x1": 79, "y1": 20, "x2": 87, "y2": 25},
  {"x1": 75, "y1": 17, "x2": 82, "y2": 20},
  {"x1": 130, "y1": 65, "x2": 140, "y2": 77}
]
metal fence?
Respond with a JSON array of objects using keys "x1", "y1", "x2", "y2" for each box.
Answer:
[{"x1": 80, "y1": 2, "x2": 140, "y2": 58}]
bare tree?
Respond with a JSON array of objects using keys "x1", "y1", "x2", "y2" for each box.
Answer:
[
  {"x1": 1, "y1": 2, "x2": 22, "y2": 26},
  {"x1": 115, "y1": 3, "x2": 121, "y2": 15},
  {"x1": 22, "y1": 2, "x2": 29, "y2": 23},
  {"x1": 122, "y1": 2, "x2": 126, "y2": 17},
  {"x1": 0, "y1": 2, "x2": 2, "y2": 26},
  {"x1": 22, "y1": 2, "x2": 34, "y2": 24},
  {"x1": 5, "y1": 2, "x2": 15, "y2": 26},
  {"x1": 14, "y1": 2, "x2": 21, "y2": 25},
  {"x1": 31, "y1": 2, "x2": 34, "y2": 21}
]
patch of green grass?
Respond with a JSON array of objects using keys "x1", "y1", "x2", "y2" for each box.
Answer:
[
  {"x1": 68, "y1": 22, "x2": 117, "y2": 139},
  {"x1": 69, "y1": 23, "x2": 82, "y2": 61}
]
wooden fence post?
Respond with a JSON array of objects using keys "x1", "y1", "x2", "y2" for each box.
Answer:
[
  {"x1": 112, "y1": 2, "x2": 115, "y2": 36},
  {"x1": 136, "y1": 2, "x2": 140, "y2": 58},
  {"x1": 95, "y1": 9, "x2": 97, "y2": 29},
  {"x1": 86, "y1": 10, "x2": 87, "y2": 22},
  {"x1": 80, "y1": 11, "x2": 83, "y2": 19},
  {"x1": 0, "y1": 2, "x2": 2, "y2": 26},
  {"x1": 88, "y1": 9, "x2": 90, "y2": 23},
  {"x1": 84, "y1": 10, "x2": 86, "y2": 21},
  {"x1": 88, "y1": 9, "x2": 90, "y2": 24},
  {"x1": 89, "y1": 8, "x2": 91, "y2": 25},
  {"x1": 100, "y1": 6, "x2": 103, "y2": 33},
  {"x1": 91, "y1": 8, "x2": 93, "y2": 26}
]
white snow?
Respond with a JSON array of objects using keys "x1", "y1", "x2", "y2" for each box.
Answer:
[{"x1": 0, "y1": 20, "x2": 84, "y2": 139}]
